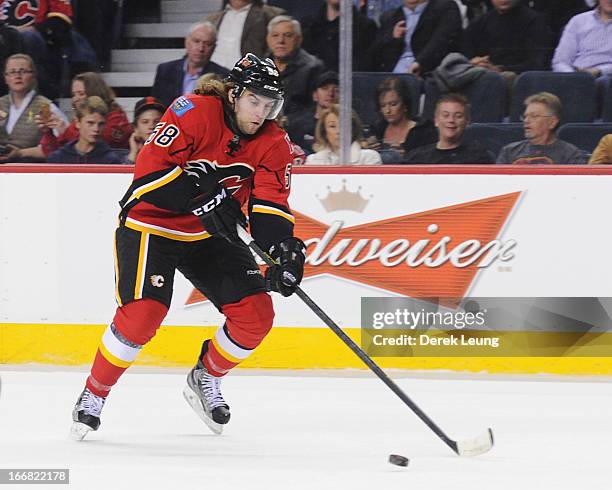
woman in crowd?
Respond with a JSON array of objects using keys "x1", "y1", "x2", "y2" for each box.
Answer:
[
  {"x1": 588, "y1": 134, "x2": 612, "y2": 165},
  {"x1": 39, "y1": 71, "x2": 133, "y2": 158},
  {"x1": 373, "y1": 76, "x2": 437, "y2": 163},
  {"x1": 125, "y1": 96, "x2": 165, "y2": 164},
  {"x1": 305, "y1": 104, "x2": 382, "y2": 165},
  {"x1": 0, "y1": 53, "x2": 67, "y2": 162}
]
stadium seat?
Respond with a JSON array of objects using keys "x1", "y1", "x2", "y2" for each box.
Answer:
[
  {"x1": 510, "y1": 71, "x2": 597, "y2": 123},
  {"x1": 557, "y1": 123, "x2": 612, "y2": 154},
  {"x1": 464, "y1": 123, "x2": 524, "y2": 158},
  {"x1": 267, "y1": 0, "x2": 318, "y2": 21},
  {"x1": 602, "y1": 78, "x2": 612, "y2": 122},
  {"x1": 422, "y1": 71, "x2": 507, "y2": 123},
  {"x1": 352, "y1": 72, "x2": 422, "y2": 132}
]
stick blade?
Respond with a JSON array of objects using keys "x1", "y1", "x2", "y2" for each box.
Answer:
[{"x1": 456, "y1": 428, "x2": 494, "y2": 457}]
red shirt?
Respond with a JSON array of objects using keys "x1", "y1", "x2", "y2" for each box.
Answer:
[{"x1": 122, "y1": 94, "x2": 302, "y2": 243}]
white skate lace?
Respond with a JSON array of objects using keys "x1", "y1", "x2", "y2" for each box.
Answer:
[
  {"x1": 79, "y1": 389, "x2": 105, "y2": 417},
  {"x1": 197, "y1": 371, "x2": 227, "y2": 409}
]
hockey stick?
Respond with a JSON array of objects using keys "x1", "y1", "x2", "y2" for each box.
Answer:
[{"x1": 237, "y1": 225, "x2": 494, "y2": 457}]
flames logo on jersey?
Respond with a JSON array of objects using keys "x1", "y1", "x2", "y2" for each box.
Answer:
[
  {"x1": 184, "y1": 159, "x2": 254, "y2": 194},
  {"x1": 0, "y1": 0, "x2": 38, "y2": 27},
  {"x1": 0, "y1": 0, "x2": 70, "y2": 27}
]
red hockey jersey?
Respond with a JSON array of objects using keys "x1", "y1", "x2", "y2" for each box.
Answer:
[
  {"x1": 0, "y1": 0, "x2": 72, "y2": 27},
  {"x1": 120, "y1": 94, "x2": 302, "y2": 248}
]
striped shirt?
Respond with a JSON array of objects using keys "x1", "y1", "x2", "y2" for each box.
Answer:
[{"x1": 552, "y1": 9, "x2": 612, "y2": 76}]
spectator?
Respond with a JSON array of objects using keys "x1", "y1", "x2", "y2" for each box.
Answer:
[
  {"x1": 47, "y1": 96, "x2": 122, "y2": 164},
  {"x1": 552, "y1": 0, "x2": 612, "y2": 93},
  {"x1": 1, "y1": 0, "x2": 97, "y2": 99},
  {"x1": 373, "y1": 76, "x2": 437, "y2": 163},
  {"x1": 152, "y1": 22, "x2": 228, "y2": 108},
  {"x1": 0, "y1": 22, "x2": 23, "y2": 95},
  {"x1": 305, "y1": 104, "x2": 382, "y2": 164},
  {"x1": 286, "y1": 71, "x2": 339, "y2": 154},
  {"x1": 73, "y1": 0, "x2": 120, "y2": 71},
  {"x1": 39, "y1": 71, "x2": 132, "y2": 158},
  {"x1": 588, "y1": 134, "x2": 612, "y2": 164},
  {"x1": 404, "y1": 92, "x2": 493, "y2": 163},
  {"x1": 207, "y1": 0, "x2": 284, "y2": 70},
  {"x1": 125, "y1": 96, "x2": 165, "y2": 165},
  {"x1": 497, "y1": 92, "x2": 587, "y2": 164},
  {"x1": 369, "y1": 0, "x2": 462, "y2": 75},
  {"x1": 0, "y1": 53, "x2": 67, "y2": 163},
  {"x1": 266, "y1": 15, "x2": 323, "y2": 115},
  {"x1": 462, "y1": 0, "x2": 553, "y2": 79},
  {"x1": 302, "y1": 0, "x2": 377, "y2": 72},
  {"x1": 531, "y1": 0, "x2": 590, "y2": 41}
]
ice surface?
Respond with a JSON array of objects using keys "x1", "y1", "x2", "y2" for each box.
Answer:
[{"x1": 0, "y1": 369, "x2": 610, "y2": 489}]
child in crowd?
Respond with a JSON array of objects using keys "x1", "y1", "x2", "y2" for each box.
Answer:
[
  {"x1": 47, "y1": 96, "x2": 123, "y2": 164},
  {"x1": 125, "y1": 96, "x2": 165, "y2": 164},
  {"x1": 38, "y1": 72, "x2": 133, "y2": 157}
]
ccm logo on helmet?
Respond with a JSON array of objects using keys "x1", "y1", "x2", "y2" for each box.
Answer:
[{"x1": 191, "y1": 187, "x2": 228, "y2": 216}]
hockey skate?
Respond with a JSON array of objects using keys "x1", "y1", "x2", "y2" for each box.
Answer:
[
  {"x1": 183, "y1": 359, "x2": 230, "y2": 435},
  {"x1": 70, "y1": 388, "x2": 106, "y2": 441}
]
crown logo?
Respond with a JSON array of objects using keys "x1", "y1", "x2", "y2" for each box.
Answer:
[{"x1": 317, "y1": 180, "x2": 371, "y2": 213}]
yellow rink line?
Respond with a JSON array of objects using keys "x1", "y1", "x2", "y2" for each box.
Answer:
[{"x1": 1, "y1": 323, "x2": 611, "y2": 375}]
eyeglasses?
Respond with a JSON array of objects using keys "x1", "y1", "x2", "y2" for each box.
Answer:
[
  {"x1": 4, "y1": 69, "x2": 34, "y2": 77},
  {"x1": 520, "y1": 114, "x2": 553, "y2": 122}
]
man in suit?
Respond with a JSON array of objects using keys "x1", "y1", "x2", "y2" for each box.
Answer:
[
  {"x1": 369, "y1": 0, "x2": 462, "y2": 75},
  {"x1": 151, "y1": 21, "x2": 228, "y2": 108},
  {"x1": 206, "y1": 0, "x2": 284, "y2": 70},
  {"x1": 301, "y1": 0, "x2": 378, "y2": 72},
  {"x1": 266, "y1": 15, "x2": 324, "y2": 115}
]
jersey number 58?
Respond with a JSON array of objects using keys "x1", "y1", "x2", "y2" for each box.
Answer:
[{"x1": 145, "y1": 122, "x2": 180, "y2": 147}]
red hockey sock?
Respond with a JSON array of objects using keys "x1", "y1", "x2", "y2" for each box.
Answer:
[
  {"x1": 86, "y1": 298, "x2": 168, "y2": 397},
  {"x1": 202, "y1": 292, "x2": 274, "y2": 376}
]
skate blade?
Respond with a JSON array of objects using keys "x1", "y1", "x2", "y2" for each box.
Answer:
[
  {"x1": 70, "y1": 422, "x2": 92, "y2": 441},
  {"x1": 182, "y1": 386, "x2": 224, "y2": 435}
]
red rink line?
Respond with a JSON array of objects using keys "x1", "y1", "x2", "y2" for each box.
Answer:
[{"x1": 1, "y1": 163, "x2": 612, "y2": 175}]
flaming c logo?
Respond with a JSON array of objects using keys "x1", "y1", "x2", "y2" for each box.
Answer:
[{"x1": 186, "y1": 192, "x2": 520, "y2": 306}]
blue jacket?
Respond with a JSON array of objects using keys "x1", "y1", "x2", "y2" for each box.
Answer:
[{"x1": 47, "y1": 140, "x2": 124, "y2": 164}]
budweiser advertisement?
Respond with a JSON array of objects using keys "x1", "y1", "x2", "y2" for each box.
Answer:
[
  {"x1": 2, "y1": 170, "x2": 612, "y2": 327},
  {"x1": 187, "y1": 191, "x2": 519, "y2": 305}
]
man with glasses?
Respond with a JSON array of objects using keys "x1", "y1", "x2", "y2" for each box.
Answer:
[{"x1": 496, "y1": 92, "x2": 587, "y2": 164}]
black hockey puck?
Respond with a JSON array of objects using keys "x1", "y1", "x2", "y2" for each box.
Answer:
[{"x1": 388, "y1": 454, "x2": 409, "y2": 467}]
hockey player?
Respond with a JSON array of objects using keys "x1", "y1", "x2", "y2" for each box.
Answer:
[{"x1": 71, "y1": 53, "x2": 306, "y2": 439}]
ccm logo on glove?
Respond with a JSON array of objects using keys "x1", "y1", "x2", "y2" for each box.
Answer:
[{"x1": 191, "y1": 187, "x2": 228, "y2": 216}]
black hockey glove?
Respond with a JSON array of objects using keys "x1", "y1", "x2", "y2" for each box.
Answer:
[
  {"x1": 189, "y1": 183, "x2": 246, "y2": 242},
  {"x1": 265, "y1": 237, "x2": 306, "y2": 297}
]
